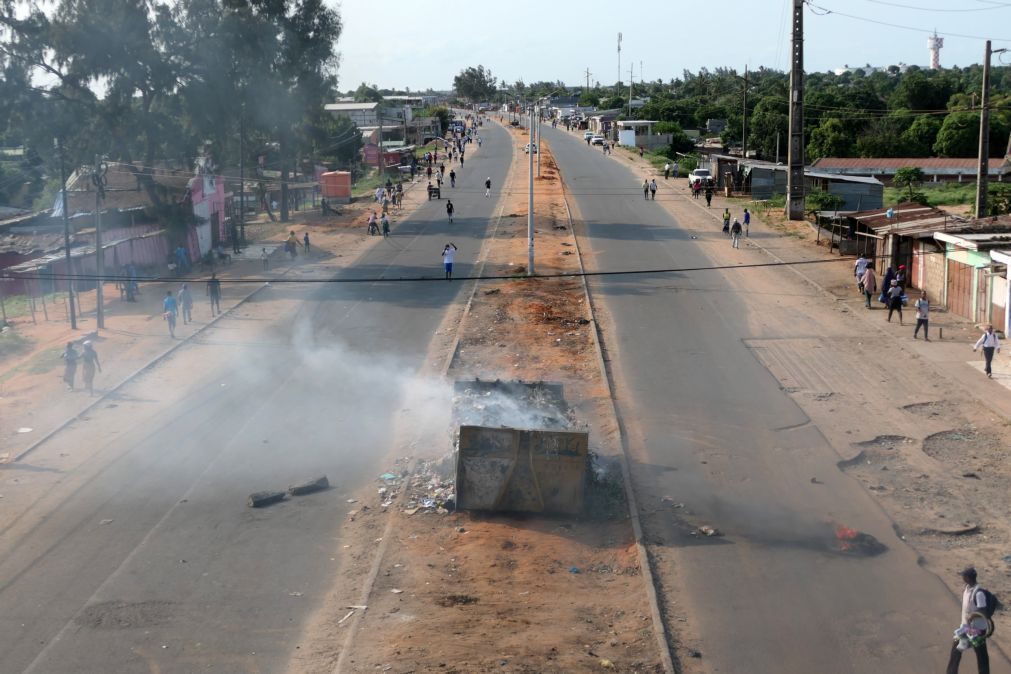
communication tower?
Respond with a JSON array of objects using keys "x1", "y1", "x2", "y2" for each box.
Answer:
[{"x1": 928, "y1": 32, "x2": 944, "y2": 70}]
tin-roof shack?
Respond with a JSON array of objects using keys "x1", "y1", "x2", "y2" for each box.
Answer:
[{"x1": 810, "y1": 157, "x2": 1011, "y2": 184}]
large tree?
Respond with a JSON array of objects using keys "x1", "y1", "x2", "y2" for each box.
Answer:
[{"x1": 453, "y1": 65, "x2": 497, "y2": 102}]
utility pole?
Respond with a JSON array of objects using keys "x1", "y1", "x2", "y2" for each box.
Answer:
[
  {"x1": 975, "y1": 41, "x2": 1008, "y2": 219},
  {"x1": 742, "y1": 64, "x2": 749, "y2": 159},
  {"x1": 56, "y1": 137, "x2": 76, "y2": 329},
  {"x1": 92, "y1": 155, "x2": 108, "y2": 329},
  {"x1": 628, "y1": 65, "x2": 634, "y2": 118},
  {"x1": 585, "y1": 68, "x2": 591, "y2": 91},
  {"x1": 536, "y1": 107, "x2": 542, "y2": 177},
  {"x1": 528, "y1": 108, "x2": 535, "y2": 276},
  {"x1": 786, "y1": 0, "x2": 805, "y2": 221},
  {"x1": 617, "y1": 33, "x2": 622, "y2": 87},
  {"x1": 238, "y1": 107, "x2": 246, "y2": 246}
]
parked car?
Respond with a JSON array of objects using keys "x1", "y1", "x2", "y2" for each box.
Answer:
[
  {"x1": 524, "y1": 143, "x2": 538, "y2": 154},
  {"x1": 590, "y1": 136, "x2": 606, "y2": 145},
  {"x1": 688, "y1": 168, "x2": 712, "y2": 184},
  {"x1": 583, "y1": 131, "x2": 594, "y2": 140}
]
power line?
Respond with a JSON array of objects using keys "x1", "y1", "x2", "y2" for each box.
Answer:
[
  {"x1": 807, "y1": 1, "x2": 1011, "y2": 41},
  {"x1": 1, "y1": 250, "x2": 954, "y2": 287},
  {"x1": 861, "y1": 0, "x2": 1011, "y2": 12}
]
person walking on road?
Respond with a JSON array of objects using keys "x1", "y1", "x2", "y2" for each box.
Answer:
[
  {"x1": 303, "y1": 232, "x2": 310, "y2": 255},
  {"x1": 61, "y1": 341, "x2": 79, "y2": 391},
  {"x1": 81, "y1": 340, "x2": 101, "y2": 397},
  {"x1": 886, "y1": 280, "x2": 904, "y2": 325},
  {"x1": 642, "y1": 178, "x2": 650, "y2": 201},
  {"x1": 649, "y1": 179, "x2": 658, "y2": 200},
  {"x1": 450, "y1": 169, "x2": 456, "y2": 188},
  {"x1": 446, "y1": 199, "x2": 455, "y2": 223},
  {"x1": 381, "y1": 213, "x2": 390, "y2": 238},
  {"x1": 743, "y1": 208, "x2": 751, "y2": 237},
  {"x1": 261, "y1": 248, "x2": 269, "y2": 271},
  {"x1": 946, "y1": 566, "x2": 992, "y2": 674},
  {"x1": 730, "y1": 218, "x2": 743, "y2": 248},
  {"x1": 722, "y1": 208, "x2": 731, "y2": 235},
  {"x1": 178, "y1": 282, "x2": 193, "y2": 324},
  {"x1": 485, "y1": 177, "x2": 492, "y2": 198},
  {"x1": 973, "y1": 325, "x2": 1001, "y2": 378},
  {"x1": 163, "y1": 290, "x2": 178, "y2": 338},
  {"x1": 206, "y1": 273, "x2": 221, "y2": 317},
  {"x1": 854, "y1": 254, "x2": 869, "y2": 292},
  {"x1": 442, "y1": 243, "x2": 458, "y2": 280},
  {"x1": 913, "y1": 292, "x2": 930, "y2": 341},
  {"x1": 664, "y1": 162, "x2": 671, "y2": 179},
  {"x1": 860, "y1": 266, "x2": 877, "y2": 309},
  {"x1": 705, "y1": 187, "x2": 713, "y2": 208}
]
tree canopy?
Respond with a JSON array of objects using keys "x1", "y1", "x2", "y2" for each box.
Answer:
[{"x1": 453, "y1": 65, "x2": 497, "y2": 102}]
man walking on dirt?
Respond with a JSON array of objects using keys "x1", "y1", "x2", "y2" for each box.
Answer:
[
  {"x1": 649, "y1": 179, "x2": 658, "y2": 200},
  {"x1": 485, "y1": 177, "x2": 492, "y2": 198},
  {"x1": 973, "y1": 325, "x2": 1000, "y2": 378},
  {"x1": 664, "y1": 162, "x2": 671, "y2": 180},
  {"x1": 913, "y1": 292, "x2": 930, "y2": 341},
  {"x1": 946, "y1": 566, "x2": 991, "y2": 674},
  {"x1": 855, "y1": 254, "x2": 869, "y2": 292},
  {"x1": 206, "y1": 273, "x2": 221, "y2": 317},
  {"x1": 446, "y1": 199, "x2": 455, "y2": 224},
  {"x1": 705, "y1": 187, "x2": 713, "y2": 208},
  {"x1": 163, "y1": 290, "x2": 178, "y2": 338},
  {"x1": 730, "y1": 218, "x2": 743, "y2": 248},
  {"x1": 860, "y1": 266, "x2": 877, "y2": 309}
]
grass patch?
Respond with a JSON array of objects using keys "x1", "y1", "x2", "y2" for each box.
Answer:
[
  {"x1": 0, "y1": 329, "x2": 31, "y2": 361},
  {"x1": 351, "y1": 168, "x2": 391, "y2": 199},
  {"x1": 0, "y1": 292, "x2": 72, "y2": 320},
  {"x1": 884, "y1": 182, "x2": 975, "y2": 208}
]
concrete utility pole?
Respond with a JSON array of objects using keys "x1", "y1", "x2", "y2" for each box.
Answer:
[
  {"x1": 238, "y1": 109, "x2": 246, "y2": 246},
  {"x1": 528, "y1": 108, "x2": 535, "y2": 276},
  {"x1": 628, "y1": 65, "x2": 634, "y2": 118},
  {"x1": 617, "y1": 33, "x2": 622, "y2": 87},
  {"x1": 975, "y1": 40, "x2": 1008, "y2": 219},
  {"x1": 786, "y1": 0, "x2": 805, "y2": 221},
  {"x1": 55, "y1": 137, "x2": 76, "y2": 329},
  {"x1": 742, "y1": 64, "x2": 749, "y2": 159},
  {"x1": 536, "y1": 108, "x2": 542, "y2": 178},
  {"x1": 585, "y1": 68, "x2": 591, "y2": 91},
  {"x1": 92, "y1": 155, "x2": 108, "y2": 329}
]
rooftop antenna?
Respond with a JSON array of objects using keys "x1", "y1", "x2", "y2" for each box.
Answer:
[{"x1": 928, "y1": 31, "x2": 944, "y2": 70}]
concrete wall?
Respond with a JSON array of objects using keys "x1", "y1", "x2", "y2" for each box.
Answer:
[{"x1": 921, "y1": 240, "x2": 946, "y2": 304}]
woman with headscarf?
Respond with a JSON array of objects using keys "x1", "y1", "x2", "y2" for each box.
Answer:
[{"x1": 880, "y1": 266, "x2": 895, "y2": 304}]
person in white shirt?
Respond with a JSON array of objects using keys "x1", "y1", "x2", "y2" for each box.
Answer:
[
  {"x1": 973, "y1": 325, "x2": 1001, "y2": 378},
  {"x1": 913, "y1": 292, "x2": 930, "y2": 341},
  {"x1": 441, "y1": 243, "x2": 458, "y2": 280},
  {"x1": 946, "y1": 566, "x2": 990, "y2": 674},
  {"x1": 854, "y1": 255, "x2": 869, "y2": 292}
]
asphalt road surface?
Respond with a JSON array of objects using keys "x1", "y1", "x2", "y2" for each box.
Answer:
[
  {"x1": 0, "y1": 121, "x2": 513, "y2": 674},
  {"x1": 544, "y1": 125, "x2": 1008, "y2": 673}
]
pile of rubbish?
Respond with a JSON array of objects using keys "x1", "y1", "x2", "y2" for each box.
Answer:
[
  {"x1": 376, "y1": 456, "x2": 411, "y2": 508},
  {"x1": 402, "y1": 455, "x2": 456, "y2": 515}
]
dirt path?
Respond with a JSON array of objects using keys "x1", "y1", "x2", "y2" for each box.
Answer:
[{"x1": 290, "y1": 126, "x2": 666, "y2": 674}]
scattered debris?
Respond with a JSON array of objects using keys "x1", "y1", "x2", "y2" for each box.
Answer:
[
  {"x1": 16, "y1": 427, "x2": 33, "y2": 434},
  {"x1": 390, "y1": 589, "x2": 404, "y2": 594},
  {"x1": 247, "y1": 490, "x2": 286, "y2": 508},
  {"x1": 961, "y1": 472, "x2": 981, "y2": 480},
  {"x1": 688, "y1": 649, "x2": 702, "y2": 658},
  {"x1": 569, "y1": 566, "x2": 581, "y2": 574},
  {"x1": 834, "y1": 524, "x2": 887, "y2": 556},
  {"x1": 691, "y1": 526, "x2": 721, "y2": 537},
  {"x1": 919, "y1": 524, "x2": 980, "y2": 537},
  {"x1": 483, "y1": 288, "x2": 501, "y2": 295},
  {"x1": 599, "y1": 659, "x2": 615, "y2": 669},
  {"x1": 288, "y1": 592, "x2": 303, "y2": 597},
  {"x1": 99, "y1": 519, "x2": 114, "y2": 525},
  {"x1": 288, "y1": 475, "x2": 330, "y2": 496}
]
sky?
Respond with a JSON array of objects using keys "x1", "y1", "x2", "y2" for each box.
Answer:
[{"x1": 332, "y1": 0, "x2": 1011, "y2": 93}]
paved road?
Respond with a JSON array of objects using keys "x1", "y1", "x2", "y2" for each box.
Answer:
[
  {"x1": 543, "y1": 126, "x2": 1005, "y2": 673},
  {"x1": 0, "y1": 121, "x2": 513, "y2": 674}
]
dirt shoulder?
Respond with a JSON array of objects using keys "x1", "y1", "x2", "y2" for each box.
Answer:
[{"x1": 291, "y1": 126, "x2": 665, "y2": 674}]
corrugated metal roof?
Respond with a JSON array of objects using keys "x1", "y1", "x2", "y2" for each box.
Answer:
[
  {"x1": 324, "y1": 102, "x2": 380, "y2": 112},
  {"x1": 812, "y1": 157, "x2": 1007, "y2": 170}
]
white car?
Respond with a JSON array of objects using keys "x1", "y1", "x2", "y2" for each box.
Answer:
[
  {"x1": 524, "y1": 143, "x2": 538, "y2": 154},
  {"x1": 583, "y1": 131, "x2": 594, "y2": 140},
  {"x1": 590, "y1": 136, "x2": 606, "y2": 145},
  {"x1": 688, "y1": 168, "x2": 712, "y2": 183}
]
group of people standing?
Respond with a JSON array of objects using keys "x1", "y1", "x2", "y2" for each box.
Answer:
[
  {"x1": 162, "y1": 274, "x2": 221, "y2": 338},
  {"x1": 719, "y1": 208, "x2": 751, "y2": 248},
  {"x1": 855, "y1": 254, "x2": 1002, "y2": 378}
]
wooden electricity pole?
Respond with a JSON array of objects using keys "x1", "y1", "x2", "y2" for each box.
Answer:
[{"x1": 975, "y1": 40, "x2": 1008, "y2": 219}]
